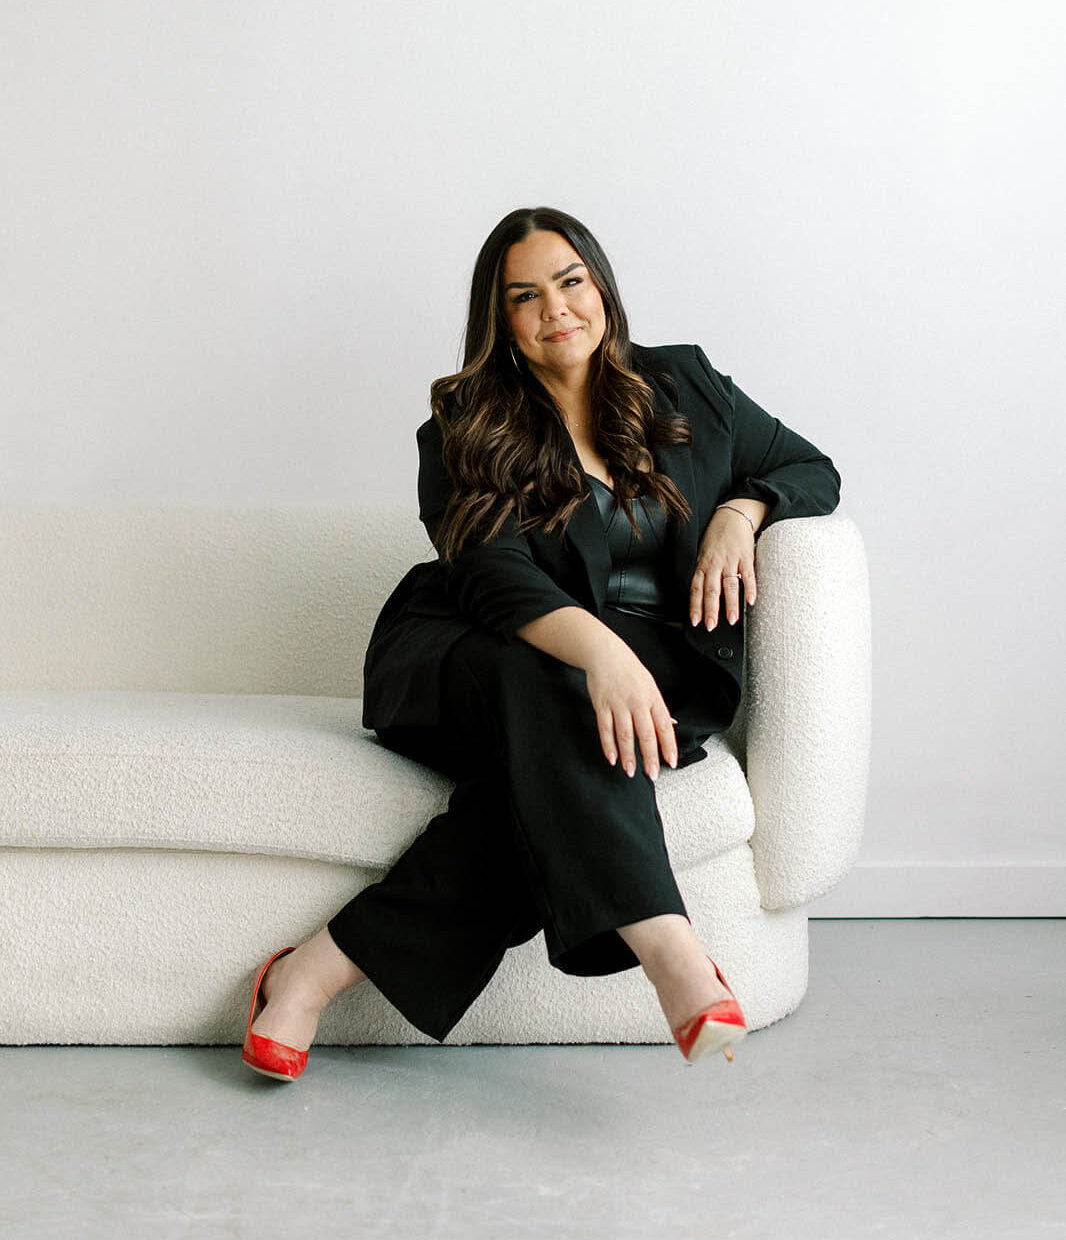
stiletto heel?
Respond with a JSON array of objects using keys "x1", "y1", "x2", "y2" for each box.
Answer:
[
  {"x1": 670, "y1": 957, "x2": 747, "y2": 1064},
  {"x1": 241, "y1": 947, "x2": 309, "y2": 1082}
]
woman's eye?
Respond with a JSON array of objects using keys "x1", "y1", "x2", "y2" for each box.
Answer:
[{"x1": 511, "y1": 277, "x2": 581, "y2": 305}]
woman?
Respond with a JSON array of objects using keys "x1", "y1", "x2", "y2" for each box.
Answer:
[{"x1": 242, "y1": 207, "x2": 840, "y2": 1080}]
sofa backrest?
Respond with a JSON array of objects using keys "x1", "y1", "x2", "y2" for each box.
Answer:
[{"x1": 0, "y1": 505, "x2": 433, "y2": 695}]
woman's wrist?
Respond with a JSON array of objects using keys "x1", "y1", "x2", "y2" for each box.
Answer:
[{"x1": 715, "y1": 498, "x2": 767, "y2": 536}]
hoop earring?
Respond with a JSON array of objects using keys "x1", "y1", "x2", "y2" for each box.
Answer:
[{"x1": 509, "y1": 343, "x2": 523, "y2": 373}]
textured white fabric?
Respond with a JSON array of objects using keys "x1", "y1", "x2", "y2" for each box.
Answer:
[
  {"x1": 0, "y1": 690, "x2": 753, "y2": 872},
  {"x1": 0, "y1": 504, "x2": 870, "y2": 1046},
  {"x1": 745, "y1": 514, "x2": 872, "y2": 908},
  {"x1": 0, "y1": 845, "x2": 807, "y2": 1045}
]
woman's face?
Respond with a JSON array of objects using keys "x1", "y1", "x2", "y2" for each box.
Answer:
[{"x1": 501, "y1": 230, "x2": 607, "y2": 384}]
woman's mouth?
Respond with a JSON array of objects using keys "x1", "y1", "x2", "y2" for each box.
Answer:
[{"x1": 543, "y1": 326, "x2": 582, "y2": 343}]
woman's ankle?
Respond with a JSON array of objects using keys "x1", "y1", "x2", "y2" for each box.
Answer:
[
  {"x1": 617, "y1": 914, "x2": 704, "y2": 985},
  {"x1": 296, "y1": 928, "x2": 367, "y2": 1006}
]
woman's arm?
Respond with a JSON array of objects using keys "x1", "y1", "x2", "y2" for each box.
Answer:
[
  {"x1": 687, "y1": 345, "x2": 840, "y2": 630},
  {"x1": 693, "y1": 345, "x2": 841, "y2": 526},
  {"x1": 516, "y1": 606, "x2": 678, "y2": 782}
]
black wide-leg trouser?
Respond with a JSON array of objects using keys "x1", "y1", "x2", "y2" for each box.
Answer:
[{"x1": 326, "y1": 608, "x2": 736, "y2": 1042}]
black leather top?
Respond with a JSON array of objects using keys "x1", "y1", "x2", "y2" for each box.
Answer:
[{"x1": 586, "y1": 475, "x2": 673, "y2": 622}]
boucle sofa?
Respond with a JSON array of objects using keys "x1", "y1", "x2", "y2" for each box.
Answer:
[{"x1": 0, "y1": 504, "x2": 870, "y2": 1046}]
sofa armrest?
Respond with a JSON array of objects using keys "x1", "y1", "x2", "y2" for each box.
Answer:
[{"x1": 743, "y1": 512, "x2": 871, "y2": 909}]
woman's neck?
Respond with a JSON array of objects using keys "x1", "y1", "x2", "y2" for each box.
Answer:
[
  {"x1": 530, "y1": 364, "x2": 593, "y2": 436},
  {"x1": 553, "y1": 387, "x2": 607, "y2": 482}
]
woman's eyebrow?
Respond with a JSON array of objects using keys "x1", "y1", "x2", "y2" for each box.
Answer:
[{"x1": 504, "y1": 262, "x2": 585, "y2": 292}]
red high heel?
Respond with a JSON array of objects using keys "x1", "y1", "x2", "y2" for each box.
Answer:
[
  {"x1": 670, "y1": 957, "x2": 747, "y2": 1064},
  {"x1": 241, "y1": 947, "x2": 309, "y2": 1082}
]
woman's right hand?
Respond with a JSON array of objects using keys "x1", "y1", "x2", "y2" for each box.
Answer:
[
  {"x1": 585, "y1": 643, "x2": 678, "y2": 781},
  {"x1": 515, "y1": 605, "x2": 678, "y2": 781}
]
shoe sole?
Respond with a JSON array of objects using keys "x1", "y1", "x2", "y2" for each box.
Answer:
[
  {"x1": 686, "y1": 1020, "x2": 747, "y2": 1063},
  {"x1": 242, "y1": 1055, "x2": 301, "y2": 1082}
]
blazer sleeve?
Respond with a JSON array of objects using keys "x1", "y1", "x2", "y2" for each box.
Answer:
[
  {"x1": 693, "y1": 345, "x2": 841, "y2": 530},
  {"x1": 416, "y1": 417, "x2": 583, "y2": 638}
]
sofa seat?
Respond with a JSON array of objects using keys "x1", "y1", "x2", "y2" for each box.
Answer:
[
  {"x1": 0, "y1": 689, "x2": 755, "y2": 873},
  {"x1": 1, "y1": 689, "x2": 784, "y2": 1047}
]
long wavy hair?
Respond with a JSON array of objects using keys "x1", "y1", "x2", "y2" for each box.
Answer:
[{"x1": 431, "y1": 206, "x2": 692, "y2": 562}]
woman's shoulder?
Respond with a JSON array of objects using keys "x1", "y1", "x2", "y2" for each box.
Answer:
[
  {"x1": 416, "y1": 414, "x2": 441, "y2": 446},
  {"x1": 631, "y1": 341, "x2": 699, "y2": 369},
  {"x1": 631, "y1": 342, "x2": 736, "y2": 418}
]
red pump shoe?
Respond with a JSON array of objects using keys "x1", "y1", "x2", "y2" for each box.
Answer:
[
  {"x1": 670, "y1": 958, "x2": 747, "y2": 1064},
  {"x1": 241, "y1": 947, "x2": 309, "y2": 1082}
]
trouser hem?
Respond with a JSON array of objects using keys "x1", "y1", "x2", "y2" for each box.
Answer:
[
  {"x1": 547, "y1": 896, "x2": 691, "y2": 978},
  {"x1": 326, "y1": 918, "x2": 479, "y2": 1044}
]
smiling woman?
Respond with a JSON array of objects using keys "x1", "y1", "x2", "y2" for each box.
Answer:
[
  {"x1": 430, "y1": 208, "x2": 694, "y2": 565},
  {"x1": 503, "y1": 235, "x2": 609, "y2": 475},
  {"x1": 504, "y1": 243, "x2": 605, "y2": 359},
  {"x1": 240, "y1": 206, "x2": 841, "y2": 1082}
]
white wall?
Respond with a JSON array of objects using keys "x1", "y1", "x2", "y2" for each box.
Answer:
[{"x1": 2, "y1": 1, "x2": 1063, "y2": 914}]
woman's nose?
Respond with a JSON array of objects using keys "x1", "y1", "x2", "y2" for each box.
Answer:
[{"x1": 542, "y1": 293, "x2": 568, "y2": 319}]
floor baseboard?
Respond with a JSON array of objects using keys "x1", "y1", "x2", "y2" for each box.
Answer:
[{"x1": 807, "y1": 864, "x2": 1066, "y2": 917}]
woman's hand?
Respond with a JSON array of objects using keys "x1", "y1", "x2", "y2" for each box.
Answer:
[
  {"x1": 585, "y1": 643, "x2": 677, "y2": 781},
  {"x1": 689, "y1": 500, "x2": 767, "y2": 630},
  {"x1": 515, "y1": 604, "x2": 677, "y2": 779}
]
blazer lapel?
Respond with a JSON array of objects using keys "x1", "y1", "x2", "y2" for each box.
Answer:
[{"x1": 562, "y1": 460, "x2": 612, "y2": 618}]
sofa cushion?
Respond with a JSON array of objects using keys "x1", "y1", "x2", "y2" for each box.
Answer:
[{"x1": 0, "y1": 690, "x2": 754, "y2": 872}]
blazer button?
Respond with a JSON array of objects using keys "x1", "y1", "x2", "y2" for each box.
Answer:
[{"x1": 716, "y1": 645, "x2": 734, "y2": 659}]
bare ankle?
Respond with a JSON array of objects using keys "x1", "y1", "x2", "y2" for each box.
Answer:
[
  {"x1": 618, "y1": 916, "x2": 706, "y2": 984},
  {"x1": 293, "y1": 929, "x2": 367, "y2": 1006}
]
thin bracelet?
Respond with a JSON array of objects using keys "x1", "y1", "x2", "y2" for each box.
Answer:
[{"x1": 715, "y1": 503, "x2": 756, "y2": 534}]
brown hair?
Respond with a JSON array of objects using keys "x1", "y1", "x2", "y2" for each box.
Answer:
[{"x1": 431, "y1": 206, "x2": 691, "y2": 561}]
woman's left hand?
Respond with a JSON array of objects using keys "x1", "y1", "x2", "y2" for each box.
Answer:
[{"x1": 689, "y1": 501, "x2": 766, "y2": 630}]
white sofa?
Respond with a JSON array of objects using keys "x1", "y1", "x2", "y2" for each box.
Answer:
[{"x1": 0, "y1": 505, "x2": 870, "y2": 1046}]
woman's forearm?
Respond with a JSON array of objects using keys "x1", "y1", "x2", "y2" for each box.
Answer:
[
  {"x1": 515, "y1": 606, "x2": 628, "y2": 672},
  {"x1": 516, "y1": 605, "x2": 678, "y2": 778}
]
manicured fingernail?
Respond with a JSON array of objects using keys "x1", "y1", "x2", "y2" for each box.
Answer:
[
  {"x1": 649, "y1": 768, "x2": 659, "y2": 783},
  {"x1": 668, "y1": 756, "x2": 678, "y2": 769},
  {"x1": 690, "y1": 613, "x2": 699, "y2": 627},
  {"x1": 625, "y1": 762, "x2": 635, "y2": 777},
  {"x1": 607, "y1": 752, "x2": 617, "y2": 766}
]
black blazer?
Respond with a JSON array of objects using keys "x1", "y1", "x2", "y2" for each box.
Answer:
[{"x1": 362, "y1": 343, "x2": 840, "y2": 731}]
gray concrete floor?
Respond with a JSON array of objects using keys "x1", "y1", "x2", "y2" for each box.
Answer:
[{"x1": 3, "y1": 920, "x2": 1064, "y2": 1240}]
